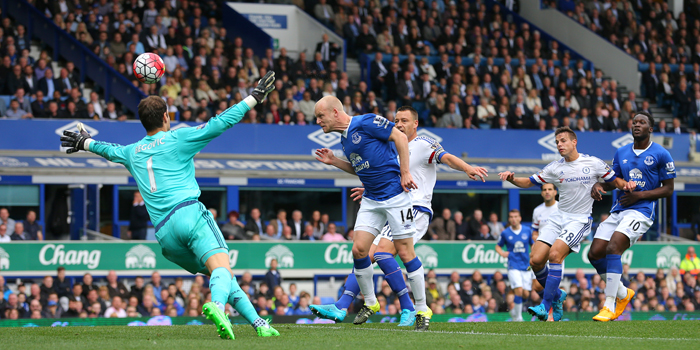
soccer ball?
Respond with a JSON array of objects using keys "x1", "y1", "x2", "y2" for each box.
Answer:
[{"x1": 133, "y1": 53, "x2": 165, "y2": 84}]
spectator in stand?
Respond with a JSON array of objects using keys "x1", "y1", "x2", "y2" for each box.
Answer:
[
  {"x1": 487, "y1": 213, "x2": 505, "y2": 240},
  {"x1": 104, "y1": 296, "x2": 126, "y2": 318},
  {"x1": 0, "y1": 208, "x2": 14, "y2": 236},
  {"x1": 54, "y1": 267, "x2": 71, "y2": 299},
  {"x1": 81, "y1": 273, "x2": 98, "y2": 298},
  {"x1": 0, "y1": 224, "x2": 9, "y2": 242},
  {"x1": 429, "y1": 208, "x2": 456, "y2": 240},
  {"x1": 128, "y1": 191, "x2": 149, "y2": 240},
  {"x1": 106, "y1": 270, "x2": 129, "y2": 299},
  {"x1": 454, "y1": 211, "x2": 469, "y2": 240},
  {"x1": 263, "y1": 259, "x2": 282, "y2": 297},
  {"x1": 43, "y1": 292, "x2": 64, "y2": 318},
  {"x1": 680, "y1": 246, "x2": 700, "y2": 277},
  {"x1": 244, "y1": 208, "x2": 264, "y2": 237},
  {"x1": 221, "y1": 210, "x2": 247, "y2": 240},
  {"x1": 322, "y1": 223, "x2": 346, "y2": 241},
  {"x1": 23, "y1": 210, "x2": 43, "y2": 241},
  {"x1": 466, "y1": 209, "x2": 486, "y2": 240},
  {"x1": 10, "y1": 222, "x2": 30, "y2": 241}
]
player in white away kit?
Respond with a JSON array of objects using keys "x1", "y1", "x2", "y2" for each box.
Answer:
[
  {"x1": 589, "y1": 112, "x2": 675, "y2": 322},
  {"x1": 531, "y1": 184, "x2": 558, "y2": 292},
  {"x1": 499, "y1": 127, "x2": 635, "y2": 321},
  {"x1": 311, "y1": 106, "x2": 487, "y2": 329}
]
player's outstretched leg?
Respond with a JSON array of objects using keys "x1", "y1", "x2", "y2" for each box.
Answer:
[
  {"x1": 227, "y1": 275, "x2": 279, "y2": 336},
  {"x1": 310, "y1": 271, "x2": 356, "y2": 322},
  {"x1": 394, "y1": 238, "x2": 430, "y2": 331},
  {"x1": 203, "y1": 266, "x2": 235, "y2": 340},
  {"x1": 374, "y1": 252, "x2": 416, "y2": 326},
  {"x1": 352, "y1": 255, "x2": 379, "y2": 324}
]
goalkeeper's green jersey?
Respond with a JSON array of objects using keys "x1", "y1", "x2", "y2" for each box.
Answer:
[{"x1": 86, "y1": 100, "x2": 251, "y2": 226}]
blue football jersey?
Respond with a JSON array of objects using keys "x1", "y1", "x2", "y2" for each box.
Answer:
[
  {"x1": 340, "y1": 114, "x2": 403, "y2": 201},
  {"x1": 610, "y1": 142, "x2": 676, "y2": 219},
  {"x1": 497, "y1": 226, "x2": 534, "y2": 271}
]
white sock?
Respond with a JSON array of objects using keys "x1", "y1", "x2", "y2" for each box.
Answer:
[
  {"x1": 407, "y1": 266, "x2": 428, "y2": 312},
  {"x1": 616, "y1": 281, "x2": 628, "y2": 299},
  {"x1": 355, "y1": 264, "x2": 377, "y2": 306},
  {"x1": 604, "y1": 272, "x2": 622, "y2": 310},
  {"x1": 514, "y1": 302, "x2": 522, "y2": 319},
  {"x1": 600, "y1": 273, "x2": 606, "y2": 281}
]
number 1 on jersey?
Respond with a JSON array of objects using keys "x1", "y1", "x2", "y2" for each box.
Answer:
[{"x1": 146, "y1": 156, "x2": 157, "y2": 193}]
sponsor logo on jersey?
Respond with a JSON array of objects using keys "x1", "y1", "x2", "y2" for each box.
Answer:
[
  {"x1": 644, "y1": 156, "x2": 655, "y2": 166},
  {"x1": 351, "y1": 132, "x2": 361, "y2": 144},
  {"x1": 415, "y1": 245, "x2": 439, "y2": 268},
  {"x1": 513, "y1": 241, "x2": 526, "y2": 254},
  {"x1": 628, "y1": 168, "x2": 644, "y2": 187},
  {"x1": 623, "y1": 159, "x2": 628, "y2": 164},
  {"x1": 349, "y1": 153, "x2": 370, "y2": 172},
  {"x1": 307, "y1": 128, "x2": 342, "y2": 148},
  {"x1": 0, "y1": 247, "x2": 9, "y2": 270},
  {"x1": 265, "y1": 244, "x2": 294, "y2": 268},
  {"x1": 373, "y1": 115, "x2": 390, "y2": 129},
  {"x1": 656, "y1": 246, "x2": 681, "y2": 269},
  {"x1": 561, "y1": 176, "x2": 594, "y2": 183},
  {"x1": 39, "y1": 244, "x2": 102, "y2": 269},
  {"x1": 125, "y1": 244, "x2": 157, "y2": 269}
]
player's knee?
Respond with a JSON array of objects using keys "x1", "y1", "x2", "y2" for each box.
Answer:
[
  {"x1": 352, "y1": 244, "x2": 369, "y2": 259},
  {"x1": 548, "y1": 250, "x2": 564, "y2": 264},
  {"x1": 606, "y1": 241, "x2": 621, "y2": 256},
  {"x1": 587, "y1": 248, "x2": 603, "y2": 262},
  {"x1": 530, "y1": 257, "x2": 545, "y2": 271}
]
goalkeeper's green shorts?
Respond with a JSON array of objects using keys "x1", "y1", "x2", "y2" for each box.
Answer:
[{"x1": 155, "y1": 200, "x2": 228, "y2": 274}]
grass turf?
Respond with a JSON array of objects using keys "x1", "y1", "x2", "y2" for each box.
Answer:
[{"x1": 1, "y1": 321, "x2": 698, "y2": 350}]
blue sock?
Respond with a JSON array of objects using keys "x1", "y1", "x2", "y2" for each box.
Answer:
[
  {"x1": 542, "y1": 263, "x2": 562, "y2": 311},
  {"x1": 375, "y1": 252, "x2": 414, "y2": 311},
  {"x1": 227, "y1": 275, "x2": 263, "y2": 327},
  {"x1": 606, "y1": 254, "x2": 622, "y2": 274},
  {"x1": 534, "y1": 265, "x2": 549, "y2": 297},
  {"x1": 514, "y1": 296, "x2": 523, "y2": 304},
  {"x1": 404, "y1": 257, "x2": 422, "y2": 273},
  {"x1": 210, "y1": 267, "x2": 232, "y2": 312},
  {"x1": 590, "y1": 258, "x2": 607, "y2": 276},
  {"x1": 334, "y1": 271, "x2": 360, "y2": 310}
]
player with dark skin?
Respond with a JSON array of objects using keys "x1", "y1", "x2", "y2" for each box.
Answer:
[{"x1": 589, "y1": 113, "x2": 674, "y2": 259}]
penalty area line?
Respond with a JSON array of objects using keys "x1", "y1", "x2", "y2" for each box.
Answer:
[{"x1": 289, "y1": 325, "x2": 695, "y2": 342}]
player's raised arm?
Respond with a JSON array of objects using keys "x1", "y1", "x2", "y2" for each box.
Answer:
[
  {"x1": 177, "y1": 71, "x2": 275, "y2": 157},
  {"x1": 498, "y1": 171, "x2": 536, "y2": 188},
  {"x1": 60, "y1": 123, "x2": 129, "y2": 164},
  {"x1": 441, "y1": 153, "x2": 488, "y2": 182},
  {"x1": 388, "y1": 127, "x2": 417, "y2": 191},
  {"x1": 315, "y1": 148, "x2": 356, "y2": 175}
]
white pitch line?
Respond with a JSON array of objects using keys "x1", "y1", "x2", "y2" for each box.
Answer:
[{"x1": 288, "y1": 324, "x2": 696, "y2": 342}]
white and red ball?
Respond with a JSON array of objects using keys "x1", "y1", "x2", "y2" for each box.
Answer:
[{"x1": 133, "y1": 53, "x2": 166, "y2": 84}]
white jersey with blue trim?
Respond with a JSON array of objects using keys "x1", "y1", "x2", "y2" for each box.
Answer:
[
  {"x1": 529, "y1": 154, "x2": 615, "y2": 216},
  {"x1": 408, "y1": 135, "x2": 447, "y2": 218},
  {"x1": 609, "y1": 142, "x2": 676, "y2": 219},
  {"x1": 532, "y1": 201, "x2": 558, "y2": 232}
]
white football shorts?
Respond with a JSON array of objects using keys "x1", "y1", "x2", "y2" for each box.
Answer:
[
  {"x1": 354, "y1": 191, "x2": 417, "y2": 241},
  {"x1": 594, "y1": 210, "x2": 652, "y2": 246},
  {"x1": 538, "y1": 210, "x2": 592, "y2": 253},
  {"x1": 508, "y1": 269, "x2": 533, "y2": 291},
  {"x1": 372, "y1": 208, "x2": 430, "y2": 245}
]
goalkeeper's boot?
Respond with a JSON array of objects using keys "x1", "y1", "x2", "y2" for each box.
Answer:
[
  {"x1": 415, "y1": 308, "x2": 433, "y2": 331},
  {"x1": 253, "y1": 318, "x2": 280, "y2": 337},
  {"x1": 551, "y1": 290, "x2": 567, "y2": 322},
  {"x1": 202, "y1": 302, "x2": 235, "y2": 340},
  {"x1": 527, "y1": 304, "x2": 548, "y2": 322},
  {"x1": 353, "y1": 301, "x2": 380, "y2": 325},
  {"x1": 613, "y1": 288, "x2": 635, "y2": 320},
  {"x1": 592, "y1": 307, "x2": 615, "y2": 322},
  {"x1": 310, "y1": 304, "x2": 347, "y2": 322},
  {"x1": 398, "y1": 309, "x2": 417, "y2": 327}
]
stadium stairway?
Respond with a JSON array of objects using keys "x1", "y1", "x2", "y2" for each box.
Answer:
[{"x1": 345, "y1": 58, "x2": 362, "y2": 84}]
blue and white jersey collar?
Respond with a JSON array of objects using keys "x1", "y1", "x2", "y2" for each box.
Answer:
[
  {"x1": 632, "y1": 141, "x2": 653, "y2": 156},
  {"x1": 341, "y1": 117, "x2": 355, "y2": 138}
]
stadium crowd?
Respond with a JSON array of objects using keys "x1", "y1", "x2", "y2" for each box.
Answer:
[
  {"x1": 552, "y1": 0, "x2": 700, "y2": 127},
  {"x1": 2, "y1": 246, "x2": 699, "y2": 320},
  {"x1": 1, "y1": 0, "x2": 686, "y2": 133}
]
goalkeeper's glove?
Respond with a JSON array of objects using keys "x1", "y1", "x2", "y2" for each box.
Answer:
[
  {"x1": 251, "y1": 71, "x2": 276, "y2": 104},
  {"x1": 60, "y1": 122, "x2": 92, "y2": 154}
]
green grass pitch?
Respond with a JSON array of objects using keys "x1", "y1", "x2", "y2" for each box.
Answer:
[{"x1": 2, "y1": 321, "x2": 698, "y2": 350}]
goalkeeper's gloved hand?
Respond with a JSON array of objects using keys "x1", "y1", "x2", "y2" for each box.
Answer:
[
  {"x1": 251, "y1": 71, "x2": 276, "y2": 104},
  {"x1": 60, "y1": 122, "x2": 92, "y2": 154}
]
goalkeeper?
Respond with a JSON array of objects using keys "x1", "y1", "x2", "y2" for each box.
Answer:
[{"x1": 60, "y1": 72, "x2": 279, "y2": 340}]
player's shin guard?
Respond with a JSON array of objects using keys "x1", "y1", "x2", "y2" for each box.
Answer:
[
  {"x1": 354, "y1": 256, "x2": 377, "y2": 306},
  {"x1": 335, "y1": 271, "x2": 360, "y2": 311},
  {"x1": 375, "y1": 252, "x2": 415, "y2": 311},
  {"x1": 404, "y1": 257, "x2": 427, "y2": 312},
  {"x1": 604, "y1": 254, "x2": 623, "y2": 310},
  {"x1": 210, "y1": 267, "x2": 232, "y2": 313},
  {"x1": 590, "y1": 258, "x2": 607, "y2": 281},
  {"x1": 542, "y1": 263, "x2": 562, "y2": 311}
]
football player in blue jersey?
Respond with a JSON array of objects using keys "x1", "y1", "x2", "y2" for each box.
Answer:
[
  {"x1": 495, "y1": 209, "x2": 534, "y2": 322},
  {"x1": 589, "y1": 112, "x2": 676, "y2": 321},
  {"x1": 60, "y1": 72, "x2": 279, "y2": 339},
  {"x1": 313, "y1": 96, "x2": 437, "y2": 330}
]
